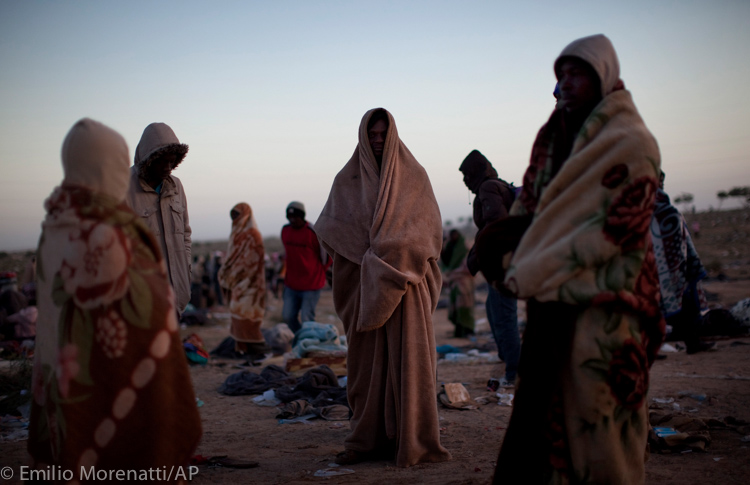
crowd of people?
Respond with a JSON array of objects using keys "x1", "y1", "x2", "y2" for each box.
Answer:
[{"x1": 14, "y1": 33, "x2": 728, "y2": 483}]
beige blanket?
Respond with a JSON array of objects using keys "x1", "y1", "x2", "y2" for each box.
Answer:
[
  {"x1": 496, "y1": 91, "x2": 665, "y2": 484},
  {"x1": 506, "y1": 90, "x2": 661, "y2": 310}
]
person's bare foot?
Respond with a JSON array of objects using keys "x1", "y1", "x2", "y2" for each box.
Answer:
[{"x1": 335, "y1": 450, "x2": 366, "y2": 465}]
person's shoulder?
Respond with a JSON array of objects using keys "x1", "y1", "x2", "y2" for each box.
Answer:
[
  {"x1": 168, "y1": 174, "x2": 185, "y2": 189},
  {"x1": 478, "y1": 178, "x2": 506, "y2": 196}
]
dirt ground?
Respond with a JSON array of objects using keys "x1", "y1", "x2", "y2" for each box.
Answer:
[{"x1": 6, "y1": 281, "x2": 748, "y2": 485}]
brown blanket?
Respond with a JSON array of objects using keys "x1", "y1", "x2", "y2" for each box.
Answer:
[{"x1": 316, "y1": 108, "x2": 451, "y2": 467}]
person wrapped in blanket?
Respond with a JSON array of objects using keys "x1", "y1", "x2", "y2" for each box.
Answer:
[
  {"x1": 653, "y1": 171, "x2": 714, "y2": 354},
  {"x1": 29, "y1": 118, "x2": 201, "y2": 480},
  {"x1": 218, "y1": 202, "x2": 270, "y2": 357},
  {"x1": 316, "y1": 108, "x2": 451, "y2": 467},
  {"x1": 440, "y1": 229, "x2": 476, "y2": 337},
  {"x1": 475, "y1": 35, "x2": 666, "y2": 484}
]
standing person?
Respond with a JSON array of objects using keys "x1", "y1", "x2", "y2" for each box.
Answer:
[
  {"x1": 476, "y1": 35, "x2": 665, "y2": 483},
  {"x1": 280, "y1": 201, "x2": 330, "y2": 333},
  {"x1": 218, "y1": 202, "x2": 269, "y2": 357},
  {"x1": 653, "y1": 172, "x2": 714, "y2": 354},
  {"x1": 316, "y1": 108, "x2": 451, "y2": 467},
  {"x1": 440, "y1": 229, "x2": 476, "y2": 338},
  {"x1": 29, "y1": 118, "x2": 201, "y2": 478},
  {"x1": 126, "y1": 122, "x2": 192, "y2": 315},
  {"x1": 459, "y1": 150, "x2": 520, "y2": 388}
]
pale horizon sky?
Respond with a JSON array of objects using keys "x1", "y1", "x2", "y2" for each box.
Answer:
[{"x1": 1, "y1": 1, "x2": 748, "y2": 251}]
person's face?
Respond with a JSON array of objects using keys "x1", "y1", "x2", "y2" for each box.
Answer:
[
  {"x1": 461, "y1": 170, "x2": 471, "y2": 190},
  {"x1": 230, "y1": 209, "x2": 240, "y2": 221},
  {"x1": 145, "y1": 152, "x2": 178, "y2": 184},
  {"x1": 287, "y1": 214, "x2": 305, "y2": 229},
  {"x1": 368, "y1": 119, "x2": 388, "y2": 159},
  {"x1": 557, "y1": 58, "x2": 600, "y2": 113}
]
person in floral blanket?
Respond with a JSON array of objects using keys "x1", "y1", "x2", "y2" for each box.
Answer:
[
  {"x1": 476, "y1": 35, "x2": 665, "y2": 483},
  {"x1": 29, "y1": 118, "x2": 201, "y2": 480},
  {"x1": 218, "y1": 202, "x2": 269, "y2": 356}
]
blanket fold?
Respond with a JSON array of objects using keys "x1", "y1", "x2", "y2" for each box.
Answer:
[{"x1": 505, "y1": 90, "x2": 661, "y2": 315}]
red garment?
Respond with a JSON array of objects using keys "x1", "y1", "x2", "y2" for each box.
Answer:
[{"x1": 281, "y1": 222, "x2": 330, "y2": 291}]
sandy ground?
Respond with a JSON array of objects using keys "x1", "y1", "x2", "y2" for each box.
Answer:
[{"x1": 1, "y1": 280, "x2": 749, "y2": 485}]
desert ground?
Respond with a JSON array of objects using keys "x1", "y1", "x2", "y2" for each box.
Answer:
[{"x1": 1, "y1": 208, "x2": 749, "y2": 484}]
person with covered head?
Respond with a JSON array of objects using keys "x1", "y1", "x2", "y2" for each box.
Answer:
[
  {"x1": 653, "y1": 172, "x2": 714, "y2": 355},
  {"x1": 459, "y1": 149, "x2": 520, "y2": 388},
  {"x1": 127, "y1": 122, "x2": 192, "y2": 315},
  {"x1": 218, "y1": 202, "x2": 269, "y2": 357},
  {"x1": 475, "y1": 35, "x2": 665, "y2": 483},
  {"x1": 440, "y1": 229, "x2": 476, "y2": 338},
  {"x1": 316, "y1": 108, "x2": 451, "y2": 467},
  {"x1": 29, "y1": 119, "x2": 201, "y2": 478}
]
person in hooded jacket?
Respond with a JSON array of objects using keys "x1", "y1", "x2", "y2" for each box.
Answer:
[
  {"x1": 477, "y1": 34, "x2": 664, "y2": 484},
  {"x1": 459, "y1": 150, "x2": 520, "y2": 388},
  {"x1": 126, "y1": 122, "x2": 192, "y2": 315}
]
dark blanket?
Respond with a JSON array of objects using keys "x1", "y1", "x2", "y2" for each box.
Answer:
[
  {"x1": 219, "y1": 364, "x2": 348, "y2": 409},
  {"x1": 218, "y1": 364, "x2": 295, "y2": 396}
]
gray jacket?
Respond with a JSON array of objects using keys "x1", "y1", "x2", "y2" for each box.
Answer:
[{"x1": 126, "y1": 123, "x2": 192, "y2": 312}]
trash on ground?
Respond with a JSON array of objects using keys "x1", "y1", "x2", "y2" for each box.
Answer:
[
  {"x1": 660, "y1": 343, "x2": 679, "y2": 353},
  {"x1": 678, "y1": 391, "x2": 707, "y2": 402},
  {"x1": 278, "y1": 413, "x2": 316, "y2": 424},
  {"x1": 314, "y1": 467, "x2": 355, "y2": 477},
  {"x1": 496, "y1": 393, "x2": 514, "y2": 407},
  {"x1": 253, "y1": 389, "x2": 282, "y2": 407},
  {"x1": 438, "y1": 383, "x2": 477, "y2": 410}
]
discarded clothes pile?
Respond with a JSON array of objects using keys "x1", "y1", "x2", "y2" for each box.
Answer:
[
  {"x1": 219, "y1": 364, "x2": 350, "y2": 421},
  {"x1": 731, "y1": 298, "x2": 750, "y2": 327},
  {"x1": 0, "y1": 289, "x2": 37, "y2": 342},
  {"x1": 209, "y1": 336, "x2": 246, "y2": 359},
  {"x1": 698, "y1": 308, "x2": 748, "y2": 337},
  {"x1": 183, "y1": 333, "x2": 209, "y2": 365},
  {"x1": 210, "y1": 324, "x2": 295, "y2": 358},
  {"x1": 290, "y1": 321, "x2": 347, "y2": 358}
]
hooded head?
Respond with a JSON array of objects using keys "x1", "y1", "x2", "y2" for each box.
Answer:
[
  {"x1": 230, "y1": 202, "x2": 257, "y2": 231},
  {"x1": 61, "y1": 118, "x2": 130, "y2": 202},
  {"x1": 459, "y1": 150, "x2": 498, "y2": 193},
  {"x1": 133, "y1": 122, "x2": 188, "y2": 179},
  {"x1": 554, "y1": 34, "x2": 621, "y2": 98}
]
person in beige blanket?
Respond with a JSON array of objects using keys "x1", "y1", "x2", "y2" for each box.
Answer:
[
  {"x1": 476, "y1": 35, "x2": 664, "y2": 484},
  {"x1": 29, "y1": 118, "x2": 201, "y2": 479},
  {"x1": 316, "y1": 108, "x2": 451, "y2": 467}
]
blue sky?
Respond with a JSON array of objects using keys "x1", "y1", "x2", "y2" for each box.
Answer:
[{"x1": 1, "y1": 0, "x2": 748, "y2": 251}]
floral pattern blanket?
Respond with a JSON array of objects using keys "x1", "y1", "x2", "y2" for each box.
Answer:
[
  {"x1": 651, "y1": 188, "x2": 707, "y2": 317},
  {"x1": 499, "y1": 90, "x2": 666, "y2": 483},
  {"x1": 218, "y1": 202, "x2": 266, "y2": 346},
  {"x1": 29, "y1": 185, "x2": 201, "y2": 478}
]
